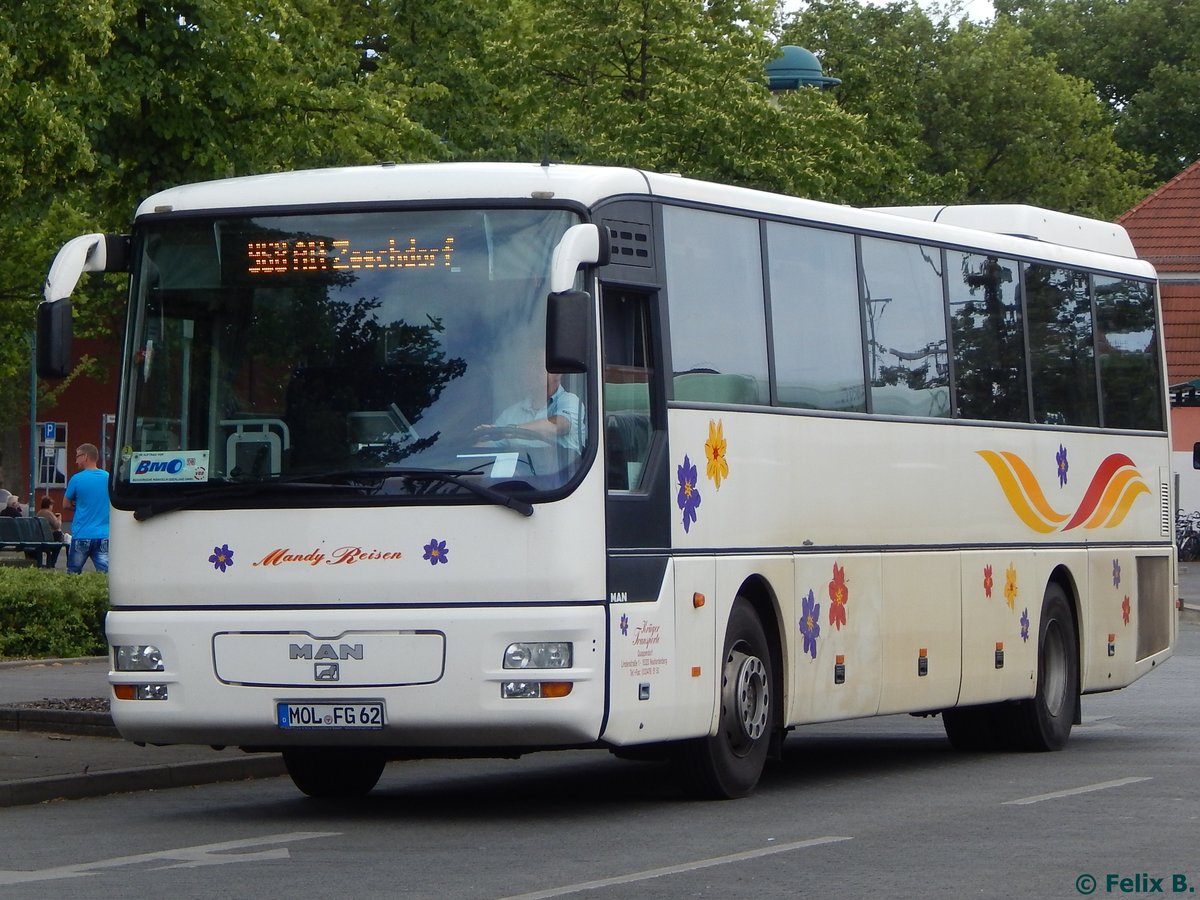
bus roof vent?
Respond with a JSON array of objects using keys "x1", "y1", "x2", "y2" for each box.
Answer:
[{"x1": 870, "y1": 204, "x2": 1138, "y2": 258}]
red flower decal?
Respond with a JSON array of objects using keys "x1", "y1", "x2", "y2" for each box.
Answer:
[
  {"x1": 828, "y1": 562, "x2": 848, "y2": 630},
  {"x1": 983, "y1": 564, "x2": 994, "y2": 599},
  {"x1": 1122, "y1": 595, "x2": 1131, "y2": 626}
]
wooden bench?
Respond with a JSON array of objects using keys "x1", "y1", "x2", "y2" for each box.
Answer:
[{"x1": 0, "y1": 517, "x2": 69, "y2": 566}]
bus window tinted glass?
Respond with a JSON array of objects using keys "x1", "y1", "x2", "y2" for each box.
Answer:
[
  {"x1": 663, "y1": 206, "x2": 768, "y2": 405},
  {"x1": 860, "y1": 237, "x2": 951, "y2": 417},
  {"x1": 1025, "y1": 264, "x2": 1099, "y2": 426},
  {"x1": 603, "y1": 290, "x2": 656, "y2": 490},
  {"x1": 1095, "y1": 276, "x2": 1164, "y2": 430},
  {"x1": 767, "y1": 223, "x2": 865, "y2": 412},
  {"x1": 948, "y1": 251, "x2": 1028, "y2": 422}
]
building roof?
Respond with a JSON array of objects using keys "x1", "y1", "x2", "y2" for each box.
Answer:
[
  {"x1": 1119, "y1": 160, "x2": 1200, "y2": 385},
  {"x1": 1119, "y1": 159, "x2": 1200, "y2": 273}
]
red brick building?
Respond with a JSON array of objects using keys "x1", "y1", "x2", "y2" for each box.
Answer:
[
  {"x1": 3, "y1": 335, "x2": 119, "y2": 527},
  {"x1": 1118, "y1": 160, "x2": 1200, "y2": 514}
]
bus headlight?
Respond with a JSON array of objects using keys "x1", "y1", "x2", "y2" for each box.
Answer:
[
  {"x1": 501, "y1": 681, "x2": 573, "y2": 699},
  {"x1": 503, "y1": 642, "x2": 572, "y2": 669},
  {"x1": 114, "y1": 645, "x2": 165, "y2": 672}
]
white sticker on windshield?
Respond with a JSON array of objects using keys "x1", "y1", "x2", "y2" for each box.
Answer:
[
  {"x1": 129, "y1": 450, "x2": 211, "y2": 483},
  {"x1": 456, "y1": 452, "x2": 520, "y2": 479}
]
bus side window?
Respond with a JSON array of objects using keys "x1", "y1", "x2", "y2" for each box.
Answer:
[{"x1": 602, "y1": 290, "x2": 655, "y2": 491}]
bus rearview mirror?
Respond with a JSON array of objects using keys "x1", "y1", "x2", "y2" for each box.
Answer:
[
  {"x1": 546, "y1": 290, "x2": 590, "y2": 374},
  {"x1": 36, "y1": 298, "x2": 72, "y2": 378}
]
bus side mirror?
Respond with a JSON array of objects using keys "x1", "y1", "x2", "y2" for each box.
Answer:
[
  {"x1": 1193, "y1": 442, "x2": 1200, "y2": 469},
  {"x1": 546, "y1": 290, "x2": 590, "y2": 374},
  {"x1": 39, "y1": 232, "x2": 128, "y2": 378},
  {"x1": 548, "y1": 223, "x2": 610, "y2": 294},
  {"x1": 36, "y1": 299, "x2": 72, "y2": 378}
]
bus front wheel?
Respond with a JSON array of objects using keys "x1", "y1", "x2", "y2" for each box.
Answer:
[
  {"x1": 677, "y1": 599, "x2": 774, "y2": 800},
  {"x1": 1010, "y1": 581, "x2": 1079, "y2": 751},
  {"x1": 283, "y1": 748, "x2": 387, "y2": 798}
]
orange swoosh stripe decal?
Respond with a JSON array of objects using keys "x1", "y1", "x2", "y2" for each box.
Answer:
[
  {"x1": 1079, "y1": 469, "x2": 1141, "y2": 530},
  {"x1": 1062, "y1": 453, "x2": 1139, "y2": 531},
  {"x1": 999, "y1": 451, "x2": 1070, "y2": 524},
  {"x1": 976, "y1": 451, "x2": 1059, "y2": 533},
  {"x1": 980, "y1": 450, "x2": 1148, "y2": 533},
  {"x1": 1098, "y1": 479, "x2": 1152, "y2": 529}
]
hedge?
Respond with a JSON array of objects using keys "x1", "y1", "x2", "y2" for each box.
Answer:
[{"x1": 0, "y1": 567, "x2": 109, "y2": 659}]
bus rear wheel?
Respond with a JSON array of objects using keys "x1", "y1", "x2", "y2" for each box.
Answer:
[
  {"x1": 1010, "y1": 581, "x2": 1079, "y2": 751},
  {"x1": 283, "y1": 748, "x2": 387, "y2": 798},
  {"x1": 677, "y1": 600, "x2": 774, "y2": 800}
]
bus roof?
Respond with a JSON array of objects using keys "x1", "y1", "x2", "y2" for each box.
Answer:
[{"x1": 135, "y1": 162, "x2": 1154, "y2": 278}]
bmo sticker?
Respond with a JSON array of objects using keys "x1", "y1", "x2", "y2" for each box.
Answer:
[{"x1": 129, "y1": 451, "x2": 210, "y2": 483}]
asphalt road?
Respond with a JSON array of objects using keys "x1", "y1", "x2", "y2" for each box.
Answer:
[{"x1": 0, "y1": 619, "x2": 1196, "y2": 900}]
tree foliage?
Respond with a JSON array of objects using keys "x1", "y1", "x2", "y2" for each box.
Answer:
[
  {"x1": 783, "y1": 0, "x2": 1149, "y2": 215},
  {"x1": 998, "y1": 0, "x2": 1200, "y2": 183},
  {"x1": 0, "y1": 0, "x2": 1168, "y2": 462}
]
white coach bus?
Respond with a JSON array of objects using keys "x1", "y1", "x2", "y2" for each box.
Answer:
[{"x1": 40, "y1": 162, "x2": 1175, "y2": 799}]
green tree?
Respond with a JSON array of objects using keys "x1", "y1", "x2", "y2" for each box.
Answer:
[
  {"x1": 999, "y1": 0, "x2": 1200, "y2": 182},
  {"x1": 0, "y1": 0, "x2": 453, "y2": 480},
  {"x1": 785, "y1": 0, "x2": 1149, "y2": 215},
  {"x1": 481, "y1": 0, "x2": 882, "y2": 202}
]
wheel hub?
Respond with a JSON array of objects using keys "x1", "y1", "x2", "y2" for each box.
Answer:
[{"x1": 725, "y1": 649, "x2": 769, "y2": 743}]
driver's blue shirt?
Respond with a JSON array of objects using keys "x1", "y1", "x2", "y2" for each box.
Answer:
[{"x1": 495, "y1": 385, "x2": 585, "y2": 452}]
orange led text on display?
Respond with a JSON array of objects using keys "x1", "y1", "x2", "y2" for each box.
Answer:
[{"x1": 246, "y1": 236, "x2": 455, "y2": 275}]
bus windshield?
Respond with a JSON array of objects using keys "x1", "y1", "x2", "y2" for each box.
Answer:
[{"x1": 115, "y1": 207, "x2": 586, "y2": 507}]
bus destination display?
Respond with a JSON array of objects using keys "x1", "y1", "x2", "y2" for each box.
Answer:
[{"x1": 246, "y1": 236, "x2": 456, "y2": 275}]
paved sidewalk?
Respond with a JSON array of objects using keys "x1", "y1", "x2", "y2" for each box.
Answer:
[{"x1": 0, "y1": 657, "x2": 283, "y2": 808}]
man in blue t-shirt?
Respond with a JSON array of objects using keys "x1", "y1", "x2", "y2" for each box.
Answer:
[{"x1": 63, "y1": 442, "x2": 110, "y2": 574}]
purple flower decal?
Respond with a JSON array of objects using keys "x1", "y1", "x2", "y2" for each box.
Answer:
[
  {"x1": 619, "y1": 614, "x2": 629, "y2": 636},
  {"x1": 1020, "y1": 608, "x2": 1030, "y2": 643},
  {"x1": 423, "y1": 538, "x2": 449, "y2": 566},
  {"x1": 208, "y1": 543, "x2": 234, "y2": 573},
  {"x1": 799, "y1": 589, "x2": 821, "y2": 659},
  {"x1": 1056, "y1": 444, "x2": 1069, "y2": 487},
  {"x1": 676, "y1": 454, "x2": 702, "y2": 533},
  {"x1": 1112, "y1": 559, "x2": 1121, "y2": 589}
]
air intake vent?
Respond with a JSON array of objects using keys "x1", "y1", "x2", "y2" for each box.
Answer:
[
  {"x1": 1161, "y1": 477, "x2": 1171, "y2": 538},
  {"x1": 603, "y1": 220, "x2": 653, "y2": 267}
]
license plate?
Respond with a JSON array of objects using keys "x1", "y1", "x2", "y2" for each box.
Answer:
[{"x1": 277, "y1": 701, "x2": 385, "y2": 730}]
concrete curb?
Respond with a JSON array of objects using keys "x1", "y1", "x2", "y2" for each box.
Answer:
[
  {"x1": 0, "y1": 707, "x2": 118, "y2": 738},
  {"x1": 0, "y1": 655, "x2": 106, "y2": 670},
  {"x1": 0, "y1": 754, "x2": 287, "y2": 808},
  {"x1": 0, "y1": 703, "x2": 287, "y2": 808}
]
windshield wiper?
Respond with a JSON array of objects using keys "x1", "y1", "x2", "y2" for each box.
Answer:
[
  {"x1": 386, "y1": 468, "x2": 535, "y2": 518},
  {"x1": 133, "y1": 467, "x2": 533, "y2": 522}
]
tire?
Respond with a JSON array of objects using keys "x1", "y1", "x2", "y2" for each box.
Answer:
[
  {"x1": 942, "y1": 703, "x2": 1005, "y2": 752},
  {"x1": 283, "y1": 748, "x2": 387, "y2": 798},
  {"x1": 677, "y1": 600, "x2": 775, "y2": 799},
  {"x1": 1009, "y1": 582, "x2": 1079, "y2": 751}
]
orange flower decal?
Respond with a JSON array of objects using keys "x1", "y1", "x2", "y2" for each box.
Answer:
[
  {"x1": 1122, "y1": 595, "x2": 1131, "y2": 626},
  {"x1": 705, "y1": 419, "x2": 728, "y2": 490},
  {"x1": 828, "y1": 562, "x2": 848, "y2": 630},
  {"x1": 1004, "y1": 563, "x2": 1018, "y2": 611}
]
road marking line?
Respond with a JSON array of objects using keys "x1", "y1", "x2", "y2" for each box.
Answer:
[
  {"x1": 1004, "y1": 776, "x2": 1151, "y2": 806},
  {"x1": 0, "y1": 832, "x2": 341, "y2": 885},
  {"x1": 495, "y1": 836, "x2": 853, "y2": 900}
]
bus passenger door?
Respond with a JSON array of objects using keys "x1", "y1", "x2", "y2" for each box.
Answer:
[
  {"x1": 600, "y1": 288, "x2": 670, "y2": 550},
  {"x1": 602, "y1": 286, "x2": 698, "y2": 742}
]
